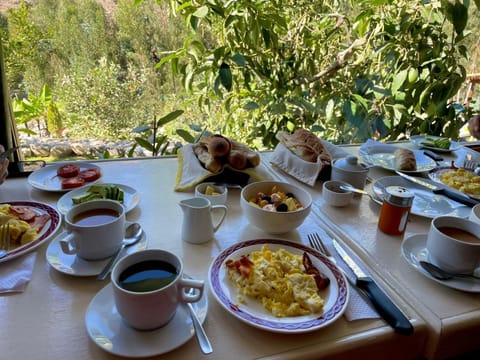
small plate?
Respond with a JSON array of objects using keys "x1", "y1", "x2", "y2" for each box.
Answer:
[
  {"x1": 28, "y1": 162, "x2": 102, "y2": 192},
  {"x1": 360, "y1": 145, "x2": 436, "y2": 173},
  {"x1": 46, "y1": 225, "x2": 147, "y2": 276},
  {"x1": 56, "y1": 183, "x2": 140, "y2": 215},
  {"x1": 370, "y1": 176, "x2": 471, "y2": 219},
  {"x1": 401, "y1": 234, "x2": 480, "y2": 293},
  {"x1": 0, "y1": 201, "x2": 62, "y2": 264},
  {"x1": 410, "y1": 135, "x2": 462, "y2": 153},
  {"x1": 208, "y1": 238, "x2": 349, "y2": 334},
  {"x1": 85, "y1": 281, "x2": 208, "y2": 358}
]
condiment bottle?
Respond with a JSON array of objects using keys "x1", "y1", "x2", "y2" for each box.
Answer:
[{"x1": 377, "y1": 186, "x2": 414, "y2": 235}]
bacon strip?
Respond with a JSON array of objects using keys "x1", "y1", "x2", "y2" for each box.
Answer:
[
  {"x1": 226, "y1": 255, "x2": 254, "y2": 277},
  {"x1": 303, "y1": 253, "x2": 330, "y2": 290},
  {"x1": 30, "y1": 214, "x2": 51, "y2": 232},
  {"x1": 9, "y1": 206, "x2": 37, "y2": 221}
]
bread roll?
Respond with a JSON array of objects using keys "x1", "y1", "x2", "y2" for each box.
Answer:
[
  {"x1": 199, "y1": 134, "x2": 231, "y2": 158},
  {"x1": 227, "y1": 150, "x2": 248, "y2": 170},
  {"x1": 276, "y1": 129, "x2": 331, "y2": 163},
  {"x1": 193, "y1": 144, "x2": 223, "y2": 173},
  {"x1": 394, "y1": 148, "x2": 416, "y2": 171},
  {"x1": 229, "y1": 138, "x2": 260, "y2": 167}
]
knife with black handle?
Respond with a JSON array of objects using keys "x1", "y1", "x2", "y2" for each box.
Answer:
[
  {"x1": 395, "y1": 170, "x2": 479, "y2": 207},
  {"x1": 332, "y1": 240, "x2": 414, "y2": 335}
]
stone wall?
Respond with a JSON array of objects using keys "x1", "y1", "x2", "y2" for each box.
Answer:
[{"x1": 19, "y1": 136, "x2": 153, "y2": 159}]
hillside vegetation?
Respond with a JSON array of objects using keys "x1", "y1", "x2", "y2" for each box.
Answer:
[{"x1": 1, "y1": 0, "x2": 480, "y2": 155}]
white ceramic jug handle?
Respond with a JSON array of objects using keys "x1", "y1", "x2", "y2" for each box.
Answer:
[
  {"x1": 211, "y1": 205, "x2": 227, "y2": 233},
  {"x1": 59, "y1": 232, "x2": 77, "y2": 255}
]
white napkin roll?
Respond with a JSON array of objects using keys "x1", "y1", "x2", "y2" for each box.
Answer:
[{"x1": 0, "y1": 252, "x2": 37, "y2": 294}]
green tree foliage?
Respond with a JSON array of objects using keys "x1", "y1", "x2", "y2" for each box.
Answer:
[{"x1": 152, "y1": 0, "x2": 480, "y2": 147}]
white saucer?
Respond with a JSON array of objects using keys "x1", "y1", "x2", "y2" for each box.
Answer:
[
  {"x1": 85, "y1": 282, "x2": 208, "y2": 358},
  {"x1": 46, "y1": 228, "x2": 147, "y2": 277},
  {"x1": 401, "y1": 234, "x2": 480, "y2": 293}
]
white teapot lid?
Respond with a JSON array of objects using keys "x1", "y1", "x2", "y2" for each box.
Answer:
[{"x1": 334, "y1": 155, "x2": 368, "y2": 172}]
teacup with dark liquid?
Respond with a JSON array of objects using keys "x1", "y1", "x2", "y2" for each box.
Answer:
[
  {"x1": 426, "y1": 216, "x2": 480, "y2": 274},
  {"x1": 111, "y1": 249, "x2": 204, "y2": 330},
  {"x1": 60, "y1": 200, "x2": 125, "y2": 260}
]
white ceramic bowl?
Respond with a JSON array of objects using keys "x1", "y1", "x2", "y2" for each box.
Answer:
[
  {"x1": 322, "y1": 180, "x2": 354, "y2": 207},
  {"x1": 240, "y1": 181, "x2": 312, "y2": 234},
  {"x1": 195, "y1": 182, "x2": 228, "y2": 206}
]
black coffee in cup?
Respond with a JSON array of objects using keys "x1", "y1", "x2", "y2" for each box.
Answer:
[{"x1": 118, "y1": 260, "x2": 178, "y2": 292}]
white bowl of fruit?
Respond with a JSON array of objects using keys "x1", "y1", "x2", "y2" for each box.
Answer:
[{"x1": 240, "y1": 181, "x2": 312, "y2": 234}]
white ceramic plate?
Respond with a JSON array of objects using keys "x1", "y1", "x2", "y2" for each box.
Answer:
[
  {"x1": 410, "y1": 135, "x2": 462, "y2": 153},
  {"x1": 56, "y1": 183, "x2": 140, "y2": 215},
  {"x1": 428, "y1": 167, "x2": 480, "y2": 201},
  {"x1": 360, "y1": 145, "x2": 436, "y2": 173},
  {"x1": 401, "y1": 234, "x2": 480, "y2": 293},
  {"x1": 28, "y1": 162, "x2": 102, "y2": 192},
  {"x1": 208, "y1": 238, "x2": 349, "y2": 333},
  {"x1": 370, "y1": 176, "x2": 471, "y2": 219},
  {"x1": 0, "y1": 201, "x2": 62, "y2": 264},
  {"x1": 46, "y1": 225, "x2": 147, "y2": 276},
  {"x1": 85, "y1": 282, "x2": 208, "y2": 358}
]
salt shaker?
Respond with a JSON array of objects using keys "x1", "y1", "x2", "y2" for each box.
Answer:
[{"x1": 377, "y1": 186, "x2": 414, "y2": 235}]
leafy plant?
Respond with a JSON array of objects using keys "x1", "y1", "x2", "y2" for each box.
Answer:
[
  {"x1": 130, "y1": 109, "x2": 184, "y2": 156},
  {"x1": 13, "y1": 84, "x2": 53, "y2": 136}
]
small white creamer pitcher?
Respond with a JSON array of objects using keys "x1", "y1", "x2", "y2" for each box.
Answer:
[{"x1": 180, "y1": 197, "x2": 227, "y2": 244}]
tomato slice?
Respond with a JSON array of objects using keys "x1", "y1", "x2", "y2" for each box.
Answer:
[
  {"x1": 61, "y1": 177, "x2": 85, "y2": 189},
  {"x1": 57, "y1": 164, "x2": 80, "y2": 178},
  {"x1": 78, "y1": 168, "x2": 101, "y2": 182}
]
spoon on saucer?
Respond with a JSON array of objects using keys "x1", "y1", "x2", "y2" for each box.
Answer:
[
  {"x1": 419, "y1": 261, "x2": 480, "y2": 281},
  {"x1": 339, "y1": 184, "x2": 374, "y2": 200},
  {"x1": 97, "y1": 223, "x2": 143, "y2": 281}
]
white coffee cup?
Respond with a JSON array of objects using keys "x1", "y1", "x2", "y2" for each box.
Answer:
[
  {"x1": 59, "y1": 199, "x2": 125, "y2": 260},
  {"x1": 111, "y1": 249, "x2": 204, "y2": 330},
  {"x1": 468, "y1": 203, "x2": 480, "y2": 224},
  {"x1": 426, "y1": 216, "x2": 480, "y2": 274}
]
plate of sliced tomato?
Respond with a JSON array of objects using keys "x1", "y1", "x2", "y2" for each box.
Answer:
[{"x1": 28, "y1": 162, "x2": 102, "y2": 192}]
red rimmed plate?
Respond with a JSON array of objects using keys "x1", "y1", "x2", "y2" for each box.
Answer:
[
  {"x1": 208, "y1": 238, "x2": 349, "y2": 333},
  {"x1": 0, "y1": 201, "x2": 62, "y2": 263}
]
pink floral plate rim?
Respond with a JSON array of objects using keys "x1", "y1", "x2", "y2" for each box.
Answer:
[
  {"x1": 0, "y1": 201, "x2": 61, "y2": 263},
  {"x1": 208, "y1": 238, "x2": 349, "y2": 333}
]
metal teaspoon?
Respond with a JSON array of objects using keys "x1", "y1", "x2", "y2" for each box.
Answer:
[
  {"x1": 419, "y1": 261, "x2": 480, "y2": 281},
  {"x1": 97, "y1": 222, "x2": 143, "y2": 281}
]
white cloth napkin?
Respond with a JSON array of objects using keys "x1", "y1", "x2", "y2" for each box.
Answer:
[
  {"x1": 344, "y1": 284, "x2": 379, "y2": 321},
  {"x1": 0, "y1": 252, "x2": 37, "y2": 294},
  {"x1": 270, "y1": 140, "x2": 350, "y2": 186},
  {"x1": 175, "y1": 144, "x2": 273, "y2": 191}
]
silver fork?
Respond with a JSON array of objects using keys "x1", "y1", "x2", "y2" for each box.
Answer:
[
  {"x1": 463, "y1": 159, "x2": 478, "y2": 171},
  {"x1": 307, "y1": 232, "x2": 363, "y2": 293},
  {"x1": 0, "y1": 224, "x2": 11, "y2": 259},
  {"x1": 308, "y1": 232, "x2": 333, "y2": 260}
]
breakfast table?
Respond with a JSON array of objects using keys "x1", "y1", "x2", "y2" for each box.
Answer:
[{"x1": 0, "y1": 140, "x2": 479, "y2": 360}]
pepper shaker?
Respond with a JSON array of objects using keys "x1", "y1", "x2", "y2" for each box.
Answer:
[{"x1": 378, "y1": 186, "x2": 414, "y2": 235}]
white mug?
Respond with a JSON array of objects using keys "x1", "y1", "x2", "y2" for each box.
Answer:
[
  {"x1": 111, "y1": 249, "x2": 204, "y2": 330},
  {"x1": 426, "y1": 216, "x2": 480, "y2": 274},
  {"x1": 468, "y1": 203, "x2": 480, "y2": 224},
  {"x1": 59, "y1": 199, "x2": 125, "y2": 260}
]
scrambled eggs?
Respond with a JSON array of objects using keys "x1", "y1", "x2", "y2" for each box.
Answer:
[
  {"x1": 226, "y1": 245, "x2": 325, "y2": 317},
  {"x1": 439, "y1": 169, "x2": 480, "y2": 195},
  {"x1": 0, "y1": 204, "x2": 38, "y2": 247}
]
